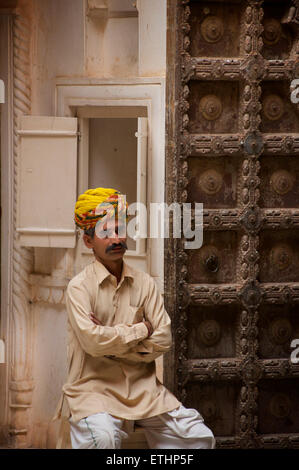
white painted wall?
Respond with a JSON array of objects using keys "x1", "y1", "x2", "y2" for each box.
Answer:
[
  {"x1": 85, "y1": 1, "x2": 139, "y2": 77},
  {"x1": 8, "y1": 0, "x2": 168, "y2": 448},
  {"x1": 31, "y1": 304, "x2": 68, "y2": 449},
  {"x1": 31, "y1": 0, "x2": 85, "y2": 115},
  {"x1": 137, "y1": 0, "x2": 167, "y2": 77},
  {"x1": 103, "y1": 17, "x2": 138, "y2": 77},
  {"x1": 31, "y1": 0, "x2": 167, "y2": 108}
]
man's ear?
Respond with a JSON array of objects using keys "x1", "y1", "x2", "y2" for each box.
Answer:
[{"x1": 83, "y1": 233, "x2": 93, "y2": 249}]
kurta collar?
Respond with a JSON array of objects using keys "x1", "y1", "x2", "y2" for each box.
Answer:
[{"x1": 93, "y1": 258, "x2": 134, "y2": 286}]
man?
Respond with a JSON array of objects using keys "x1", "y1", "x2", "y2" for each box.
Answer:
[{"x1": 53, "y1": 187, "x2": 215, "y2": 449}]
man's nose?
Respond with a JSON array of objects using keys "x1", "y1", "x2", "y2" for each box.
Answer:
[{"x1": 110, "y1": 233, "x2": 124, "y2": 242}]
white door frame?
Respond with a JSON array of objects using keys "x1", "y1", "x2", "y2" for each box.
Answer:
[{"x1": 55, "y1": 78, "x2": 166, "y2": 291}]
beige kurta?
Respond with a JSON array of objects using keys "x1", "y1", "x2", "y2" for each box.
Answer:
[{"x1": 53, "y1": 259, "x2": 181, "y2": 425}]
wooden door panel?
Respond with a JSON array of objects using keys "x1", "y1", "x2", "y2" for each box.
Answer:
[
  {"x1": 262, "y1": 3, "x2": 294, "y2": 60},
  {"x1": 259, "y1": 230, "x2": 299, "y2": 282},
  {"x1": 187, "y1": 305, "x2": 239, "y2": 359},
  {"x1": 258, "y1": 380, "x2": 299, "y2": 435},
  {"x1": 261, "y1": 82, "x2": 299, "y2": 133},
  {"x1": 189, "y1": 1, "x2": 242, "y2": 58},
  {"x1": 259, "y1": 156, "x2": 299, "y2": 208},
  {"x1": 187, "y1": 156, "x2": 239, "y2": 208},
  {"x1": 165, "y1": 0, "x2": 299, "y2": 448},
  {"x1": 187, "y1": 231, "x2": 239, "y2": 283},
  {"x1": 188, "y1": 81, "x2": 240, "y2": 133},
  {"x1": 258, "y1": 305, "x2": 299, "y2": 359},
  {"x1": 185, "y1": 382, "x2": 240, "y2": 437}
]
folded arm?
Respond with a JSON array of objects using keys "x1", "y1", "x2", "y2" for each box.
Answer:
[
  {"x1": 66, "y1": 282, "x2": 149, "y2": 357},
  {"x1": 112, "y1": 276, "x2": 173, "y2": 363}
]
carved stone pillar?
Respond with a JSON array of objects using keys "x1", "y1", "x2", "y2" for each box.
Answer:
[{"x1": 9, "y1": 0, "x2": 34, "y2": 448}]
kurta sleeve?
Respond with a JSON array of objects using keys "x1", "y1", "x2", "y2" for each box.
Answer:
[
  {"x1": 66, "y1": 281, "x2": 148, "y2": 357},
  {"x1": 119, "y1": 275, "x2": 173, "y2": 363}
]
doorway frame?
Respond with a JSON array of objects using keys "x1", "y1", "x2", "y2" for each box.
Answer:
[{"x1": 55, "y1": 77, "x2": 166, "y2": 291}]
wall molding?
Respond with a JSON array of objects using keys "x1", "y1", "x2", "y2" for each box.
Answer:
[{"x1": 29, "y1": 274, "x2": 68, "y2": 305}]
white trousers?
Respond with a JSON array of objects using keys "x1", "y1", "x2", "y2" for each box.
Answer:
[{"x1": 69, "y1": 405, "x2": 215, "y2": 449}]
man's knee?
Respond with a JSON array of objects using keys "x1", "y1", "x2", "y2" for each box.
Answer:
[
  {"x1": 70, "y1": 414, "x2": 118, "y2": 449},
  {"x1": 198, "y1": 434, "x2": 216, "y2": 449},
  {"x1": 195, "y1": 426, "x2": 216, "y2": 449},
  {"x1": 70, "y1": 427, "x2": 115, "y2": 449}
]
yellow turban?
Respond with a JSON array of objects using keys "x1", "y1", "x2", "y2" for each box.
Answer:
[{"x1": 74, "y1": 187, "x2": 128, "y2": 230}]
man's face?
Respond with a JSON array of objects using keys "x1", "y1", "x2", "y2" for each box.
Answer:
[{"x1": 83, "y1": 219, "x2": 127, "y2": 263}]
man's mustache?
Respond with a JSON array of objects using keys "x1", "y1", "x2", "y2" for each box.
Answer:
[{"x1": 106, "y1": 241, "x2": 128, "y2": 253}]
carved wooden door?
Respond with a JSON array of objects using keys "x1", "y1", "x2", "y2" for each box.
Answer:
[{"x1": 165, "y1": 0, "x2": 299, "y2": 448}]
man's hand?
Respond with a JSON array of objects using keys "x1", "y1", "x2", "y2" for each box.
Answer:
[{"x1": 90, "y1": 312, "x2": 153, "y2": 338}]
